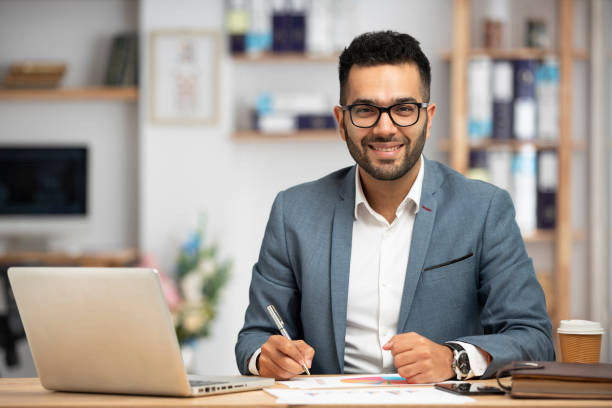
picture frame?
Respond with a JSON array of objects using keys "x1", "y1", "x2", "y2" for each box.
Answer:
[{"x1": 149, "y1": 29, "x2": 221, "y2": 125}]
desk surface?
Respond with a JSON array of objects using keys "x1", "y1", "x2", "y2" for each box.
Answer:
[{"x1": 0, "y1": 378, "x2": 610, "y2": 408}]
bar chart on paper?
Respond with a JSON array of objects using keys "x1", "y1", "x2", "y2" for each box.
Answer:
[
  {"x1": 279, "y1": 374, "x2": 416, "y2": 389},
  {"x1": 340, "y1": 375, "x2": 408, "y2": 385}
]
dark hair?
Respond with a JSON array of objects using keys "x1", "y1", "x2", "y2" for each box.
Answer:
[{"x1": 338, "y1": 31, "x2": 431, "y2": 104}]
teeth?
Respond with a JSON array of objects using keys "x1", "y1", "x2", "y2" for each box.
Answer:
[{"x1": 372, "y1": 145, "x2": 400, "y2": 152}]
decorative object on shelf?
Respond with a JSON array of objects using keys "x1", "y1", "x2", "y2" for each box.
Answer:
[
  {"x1": 483, "y1": 0, "x2": 508, "y2": 48},
  {"x1": 525, "y1": 19, "x2": 550, "y2": 49},
  {"x1": 104, "y1": 33, "x2": 139, "y2": 86},
  {"x1": 2, "y1": 62, "x2": 66, "y2": 89},
  {"x1": 172, "y1": 217, "x2": 231, "y2": 350},
  {"x1": 149, "y1": 30, "x2": 221, "y2": 125}
]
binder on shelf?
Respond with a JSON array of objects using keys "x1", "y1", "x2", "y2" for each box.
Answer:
[
  {"x1": 488, "y1": 147, "x2": 513, "y2": 193},
  {"x1": 246, "y1": 0, "x2": 272, "y2": 55},
  {"x1": 512, "y1": 144, "x2": 537, "y2": 235},
  {"x1": 537, "y1": 150, "x2": 557, "y2": 229},
  {"x1": 513, "y1": 60, "x2": 537, "y2": 140},
  {"x1": 492, "y1": 60, "x2": 514, "y2": 140},
  {"x1": 466, "y1": 151, "x2": 490, "y2": 182},
  {"x1": 227, "y1": 0, "x2": 249, "y2": 53},
  {"x1": 468, "y1": 57, "x2": 493, "y2": 140},
  {"x1": 536, "y1": 58, "x2": 559, "y2": 140}
]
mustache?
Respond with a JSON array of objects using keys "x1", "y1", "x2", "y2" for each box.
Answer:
[{"x1": 361, "y1": 135, "x2": 410, "y2": 146}]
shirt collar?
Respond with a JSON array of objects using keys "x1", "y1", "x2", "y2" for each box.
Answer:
[{"x1": 354, "y1": 156, "x2": 425, "y2": 220}]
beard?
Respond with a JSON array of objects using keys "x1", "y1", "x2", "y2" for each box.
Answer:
[{"x1": 343, "y1": 116, "x2": 427, "y2": 181}]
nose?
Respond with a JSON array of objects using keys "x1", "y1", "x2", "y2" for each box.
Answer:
[{"x1": 373, "y1": 110, "x2": 397, "y2": 135}]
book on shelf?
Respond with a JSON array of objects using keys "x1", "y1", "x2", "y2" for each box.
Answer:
[
  {"x1": 468, "y1": 57, "x2": 493, "y2": 140},
  {"x1": 512, "y1": 144, "x2": 537, "y2": 235},
  {"x1": 466, "y1": 151, "x2": 490, "y2": 182},
  {"x1": 499, "y1": 361, "x2": 612, "y2": 399},
  {"x1": 104, "y1": 33, "x2": 138, "y2": 86},
  {"x1": 492, "y1": 60, "x2": 514, "y2": 140},
  {"x1": 536, "y1": 58, "x2": 559, "y2": 140},
  {"x1": 513, "y1": 59, "x2": 537, "y2": 140},
  {"x1": 537, "y1": 150, "x2": 557, "y2": 229},
  {"x1": 487, "y1": 147, "x2": 513, "y2": 193}
]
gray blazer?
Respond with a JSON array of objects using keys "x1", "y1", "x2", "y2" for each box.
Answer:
[{"x1": 235, "y1": 158, "x2": 555, "y2": 378}]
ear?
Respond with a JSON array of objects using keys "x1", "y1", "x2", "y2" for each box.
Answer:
[
  {"x1": 425, "y1": 103, "x2": 436, "y2": 140},
  {"x1": 333, "y1": 105, "x2": 347, "y2": 141}
]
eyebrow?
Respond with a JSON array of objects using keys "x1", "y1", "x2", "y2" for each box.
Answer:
[{"x1": 349, "y1": 96, "x2": 419, "y2": 105}]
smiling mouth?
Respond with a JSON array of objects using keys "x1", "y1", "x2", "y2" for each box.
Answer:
[{"x1": 370, "y1": 144, "x2": 403, "y2": 152}]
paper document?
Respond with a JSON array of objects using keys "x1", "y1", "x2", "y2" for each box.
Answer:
[
  {"x1": 278, "y1": 374, "x2": 459, "y2": 389},
  {"x1": 265, "y1": 387, "x2": 474, "y2": 405}
]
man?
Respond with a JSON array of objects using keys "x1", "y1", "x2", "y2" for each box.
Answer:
[{"x1": 235, "y1": 31, "x2": 554, "y2": 383}]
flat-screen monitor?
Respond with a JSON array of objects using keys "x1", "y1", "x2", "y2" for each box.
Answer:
[{"x1": 0, "y1": 146, "x2": 87, "y2": 216}]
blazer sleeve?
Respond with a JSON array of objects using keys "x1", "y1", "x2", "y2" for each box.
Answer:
[
  {"x1": 454, "y1": 188, "x2": 555, "y2": 378},
  {"x1": 235, "y1": 191, "x2": 302, "y2": 375}
]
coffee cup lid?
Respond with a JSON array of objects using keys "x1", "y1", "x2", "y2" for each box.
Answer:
[{"x1": 557, "y1": 320, "x2": 605, "y2": 335}]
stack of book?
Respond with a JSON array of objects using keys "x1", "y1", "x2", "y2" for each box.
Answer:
[{"x1": 2, "y1": 62, "x2": 67, "y2": 88}]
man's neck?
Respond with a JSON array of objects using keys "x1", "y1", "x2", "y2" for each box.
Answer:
[{"x1": 358, "y1": 158, "x2": 421, "y2": 224}]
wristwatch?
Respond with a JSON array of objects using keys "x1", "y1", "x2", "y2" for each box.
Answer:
[{"x1": 446, "y1": 342, "x2": 474, "y2": 380}]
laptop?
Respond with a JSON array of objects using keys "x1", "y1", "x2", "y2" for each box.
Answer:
[{"x1": 7, "y1": 267, "x2": 274, "y2": 397}]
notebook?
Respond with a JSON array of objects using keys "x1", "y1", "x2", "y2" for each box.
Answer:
[
  {"x1": 496, "y1": 361, "x2": 612, "y2": 399},
  {"x1": 7, "y1": 267, "x2": 273, "y2": 397}
]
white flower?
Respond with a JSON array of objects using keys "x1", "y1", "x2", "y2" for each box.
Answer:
[
  {"x1": 196, "y1": 258, "x2": 216, "y2": 279},
  {"x1": 181, "y1": 271, "x2": 205, "y2": 302}
]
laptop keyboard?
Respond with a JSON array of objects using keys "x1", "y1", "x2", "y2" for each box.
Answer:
[{"x1": 189, "y1": 380, "x2": 228, "y2": 387}]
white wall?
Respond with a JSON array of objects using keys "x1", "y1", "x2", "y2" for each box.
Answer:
[
  {"x1": 139, "y1": 0, "x2": 452, "y2": 374},
  {"x1": 0, "y1": 0, "x2": 139, "y2": 252}
]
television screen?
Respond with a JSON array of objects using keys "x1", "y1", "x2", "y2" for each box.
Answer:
[{"x1": 0, "y1": 147, "x2": 87, "y2": 215}]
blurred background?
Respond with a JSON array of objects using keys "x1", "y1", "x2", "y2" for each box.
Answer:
[{"x1": 0, "y1": 0, "x2": 610, "y2": 377}]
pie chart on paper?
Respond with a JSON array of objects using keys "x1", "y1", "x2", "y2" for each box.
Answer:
[{"x1": 340, "y1": 375, "x2": 408, "y2": 385}]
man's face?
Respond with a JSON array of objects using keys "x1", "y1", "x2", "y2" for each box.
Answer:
[{"x1": 334, "y1": 63, "x2": 436, "y2": 181}]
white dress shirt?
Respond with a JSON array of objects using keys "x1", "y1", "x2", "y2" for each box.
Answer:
[{"x1": 249, "y1": 158, "x2": 488, "y2": 377}]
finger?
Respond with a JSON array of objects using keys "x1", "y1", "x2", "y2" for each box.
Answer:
[
  {"x1": 294, "y1": 340, "x2": 315, "y2": 367},
  {"x1": 393, "y1": 349, "x2": 419, "y2": 369},
  {"x1": 275, "y1": 339, "x2": 310, "y2": 367},
  {"x1": 262, "y1": 338, "x2": 307, "y2": 374},
  {"x1": 258, "y1": 353, "x2": 297, "y2": 380},
  {"x1": 398, "y1": 362, "x2": 424, "y2": 382}
]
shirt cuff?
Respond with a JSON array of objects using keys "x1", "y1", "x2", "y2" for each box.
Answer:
[
  {"x1": 450, "y1": 341, "x2": 488, "y2": 378},
  {"x1": 248, "y1": 348, "x2": 262, "y2": 376}
]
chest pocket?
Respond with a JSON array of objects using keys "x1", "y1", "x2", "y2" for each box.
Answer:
[{"x1": 422, "y1": 252, "x2": 474, "y2": 283}]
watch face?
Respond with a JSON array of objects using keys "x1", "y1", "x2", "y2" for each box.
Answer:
[{"x1": 457, "y1": 351, "x2": 470, "y2": 375}]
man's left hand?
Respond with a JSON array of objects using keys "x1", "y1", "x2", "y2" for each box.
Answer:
[{"x1": 383, "y1": 332, "x2": 455, "y2": 383}]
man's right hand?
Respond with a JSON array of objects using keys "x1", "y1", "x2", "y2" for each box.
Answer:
[{"x1": 258, "y1": 335, "x2": 314, "y2": 380}]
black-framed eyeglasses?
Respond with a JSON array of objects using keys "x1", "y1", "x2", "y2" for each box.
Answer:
[{"x1": 341, "y1": 102, "x2": 429, "y2": 128}]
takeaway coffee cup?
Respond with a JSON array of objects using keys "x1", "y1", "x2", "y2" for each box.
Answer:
[{"x1": 557, "y1": 320, "x2": 604, "y2": 363}]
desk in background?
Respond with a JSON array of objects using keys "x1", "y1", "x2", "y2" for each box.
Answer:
[{"x1": 1, "y1": 378, "x2": 611, "y2": 408}]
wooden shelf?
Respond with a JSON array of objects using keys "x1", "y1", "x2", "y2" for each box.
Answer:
[
  {"x1": 438, "y1": 138, "x2": 586, "y2": 151},
  {"x1": 0, "y1": 86, "x2": 138, "y2": 101},
  {"x1": 233, "y1": 130, "x2": 339, "y2": 141},
  {"x1": 523, "y1": 229, "x2": 585, "y2": 243},
  {"x1": 441, "y1": 48, "x2": 589, "y2": 60},
  {"x1": 231, "y1": 52, "x2": 339, "y2": 63}
]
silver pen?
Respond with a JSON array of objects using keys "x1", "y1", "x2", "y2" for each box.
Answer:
[{"x1": 266, "y1": 304, "x2": 311, "y2": 375}]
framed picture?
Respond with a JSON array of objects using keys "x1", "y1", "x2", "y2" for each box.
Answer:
[{"x1": 149, "y1": 30, "x2": 221, "y2": 125}]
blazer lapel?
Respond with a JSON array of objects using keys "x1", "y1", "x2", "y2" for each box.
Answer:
[
  {"x1": 329, "y1": 165, "x2": 356, "y2": 373},
  {"x1": 397, "y1": 158, "x2": 442, "y2": 332}
]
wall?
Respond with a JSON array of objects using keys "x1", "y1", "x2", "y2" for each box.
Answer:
[
  {"x1": 139, "y1": 0, "x2": 452, "y2": 374},
  {"x1": 0, "y1": 0, "x2": 139, "y2": 252}
]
